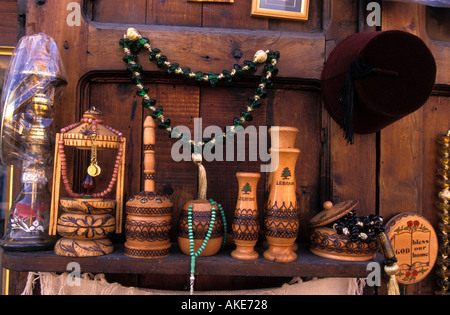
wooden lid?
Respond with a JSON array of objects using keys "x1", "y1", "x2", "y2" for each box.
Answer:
[
  {"x1": 385, "y1": 212, "x2": 438, "y2": 285},
  {"x1": 310, "y1": 200, "x2": 359, "y2": 227},
  {"x1": 126, "y1": 191, "x2": 173, "y2": 216}
]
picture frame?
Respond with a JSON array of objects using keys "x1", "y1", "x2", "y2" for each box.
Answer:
[{"x1": 251, "y1": 0, "x2": 310, "y2": 21}]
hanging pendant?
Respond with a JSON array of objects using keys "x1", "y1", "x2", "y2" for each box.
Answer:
[{"x1": 88, "y1": 133, "x2": 101, "y2": 177}]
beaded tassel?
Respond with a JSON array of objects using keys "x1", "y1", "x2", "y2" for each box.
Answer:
[{"x1": 436, "y1": 131, "x2": 450, "y2": 295}]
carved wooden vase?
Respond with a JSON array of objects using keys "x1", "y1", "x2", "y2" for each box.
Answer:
[
  {"x1": 178, "y1": 200, "x2": 224, "y2": 257},
  {"x1": 124, "y1": 116, "x2": 173, "y2": 259},
  {"x1": 231, "y1": 172, "x2": 261, "y2": 260},
  {"x1": 263, "y1": 127, "x2": 300, "y2": 263}
]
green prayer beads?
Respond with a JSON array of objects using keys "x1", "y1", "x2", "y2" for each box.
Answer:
[{"x1": 120, "y1": 28, "x2": 280, "y2": 154}]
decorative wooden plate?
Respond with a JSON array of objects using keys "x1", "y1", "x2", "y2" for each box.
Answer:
[{"x1": 385, "y1": 212, "x2": 438, "y2": 285}]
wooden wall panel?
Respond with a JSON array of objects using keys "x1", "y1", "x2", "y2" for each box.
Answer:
[
  {"x1": 0, "y1": 0, "x2": 18, "y2": 46},
  {"x1": 89, "y1": 0, "x2": 147, "y2": 24},
  {"x1": 380, "y1": 0, "x2": 450, "y2": 296}
]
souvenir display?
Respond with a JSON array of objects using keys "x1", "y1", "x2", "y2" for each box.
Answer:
[
  {"x1": 436, "y1": 131, "x2": 450, "y2": 295},
  {"x1": 385, "y1": 213, "x2": 438, "y2": 286},
  {"x1": 50, "y1": 107, "x2": 126, "y2": 257},
  {"x1": 0, "y1": 34, "x2": 66, "y2": 251},
  {"x1": 321, "y1": 30, "x2": 436, "y2": 144},
  {"x1": 309, "y1": 201, "x2": 379, "y2": 262},
  {"x1": 231, "y1": 172, "x2": 261, "y2": 260},
  {"x1": 119, "y1": 28, "x2": 280, "y2": 294},
  {"x1": 124, "y1": 116, "x2": 173, "y2": 259},
  {"x1": 264, "y1": 126, "x2": 300, "y2": 263}
]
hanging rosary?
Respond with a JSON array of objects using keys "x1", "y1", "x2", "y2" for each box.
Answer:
[
  {"x1": 330, "y1": 210, "x2": 400, "y2": 294},
  {"x1": 436, "y1": 131, "x2": 450, "y2": 295}
]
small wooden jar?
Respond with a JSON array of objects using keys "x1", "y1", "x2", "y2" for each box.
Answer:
[
  {"x1": 125, "y1": 191, "x2": 173, "y2": 259},
  {"x1": 309, "y1": 200, "x2": 378, "y2": 262}
]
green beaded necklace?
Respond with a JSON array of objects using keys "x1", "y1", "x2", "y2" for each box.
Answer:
[{"x1": 120, "y1": 28, "x2": 280, "y2": 152}]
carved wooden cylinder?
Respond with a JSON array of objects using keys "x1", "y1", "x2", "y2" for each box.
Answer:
[{"x1": 124, "y1": 116, "x2": 173, "y2": 259}]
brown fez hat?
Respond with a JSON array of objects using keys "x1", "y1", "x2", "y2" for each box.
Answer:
[{"x1": 321, "y1": 30, "x2": 436, "y2": 144}]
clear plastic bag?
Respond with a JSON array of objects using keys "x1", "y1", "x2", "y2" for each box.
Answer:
[
  {"x1": 0, "y1": 33, "x2": 67, "y2": 168},
  {"x1": 0, "y1": 33, "x2": 66, "y2": 251}
]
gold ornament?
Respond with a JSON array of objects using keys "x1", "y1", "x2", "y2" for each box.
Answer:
[{"x1": 253, "y1": 50, "x2": 268, "y2": 64}]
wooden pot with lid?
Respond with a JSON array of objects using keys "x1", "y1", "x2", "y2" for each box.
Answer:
[{"x1": 309, "y1": 200, "x2": 378, "y2": 262}]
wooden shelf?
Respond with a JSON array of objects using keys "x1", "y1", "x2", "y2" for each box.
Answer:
[{"x1": 2, "y1": 243, "x2": 383, "y2": 279}]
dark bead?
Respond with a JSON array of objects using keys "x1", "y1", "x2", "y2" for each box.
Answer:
[
  {"x1": 131, "y1": 75, "x2": 145, "y2": 85},
  {"x1": 208, "y1": 72, "x2": 219, "y2": 87},
  {"x1": 244, "y1": 60, "x2": 257, "y2": 71},
  {"x1": 240, "y1": 110, "x2": 253, "y2": 122},
  {"x1": 195, "y1": 71, "x2": 204, "y2": 82},
  {"x1": 233, "y1": 117, "x2": 244, "y2": 128},
  {"x1": 255, "y1": 86, "x2": 267, "y2": 98},
  {"x1": 264, "y1": 64, "x2": 279, "y2": 76},
  {"x1": 267, "y1": 50, "x2": 280, "y2": 61},
  {"x1": 123, "y1": 54, "x2": 137, "y2": 64},
  {"x1": 151, "y1": 106, "x2": 164, "y2": 119},
  {"x1": 167, "y1": 63, "x2": 180, "y2": 74},
  {"x1": 222, "y1": 70, "x2": 233, "y2": 83},
  {"x1": 158, "y1": 119, "x2": 171, "y2": 130},
  {"x1": 119, "y1": 38, "x2": 132, "y2": 49},
  {"x1": 149, "y1": 48, "x2": 161, "y2": 61},
  {"x1": 82, "y1": 174, "x2": 96, "y2": 196},
  {"x1": 127, "y1": 64, "x2": 142, "y2": 73},
  {"x1": 233, "y1": 64, "x2": 244, "y2": 76},
  {"x1": 248, "y1": 97, "x2": 262, "y2": 109},
  {"x1": 156, "y1": 55, "x2": 168, "y2": 68},
  {"x1": 261, "y1": 77, "x2": 274, "y2": 87},
  {"x1": 136, "y1": 87, "x2": 150, "y2": 97},
  {"x1": 182, "y1": 68, "x2": 192, "y2": 80},
  {"x1": 137, "y1": 37, "x2": 149, "y2": 47},
  {"x1": 142, "y1": 98, "x2": 156, "y2": 109}
]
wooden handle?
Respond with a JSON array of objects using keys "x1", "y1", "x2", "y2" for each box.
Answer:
[{"x1": 143, "y1": 116, "x2": 156, "y2": 192}]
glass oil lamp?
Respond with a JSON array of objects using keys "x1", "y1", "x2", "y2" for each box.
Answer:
[{"x1": 0, "y1": 34, "x2": 66, "y2": 251}]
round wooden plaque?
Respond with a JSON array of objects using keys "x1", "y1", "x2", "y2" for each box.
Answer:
[{"x1": 385, "y1": 213, "x2": 438, "y2": 285}]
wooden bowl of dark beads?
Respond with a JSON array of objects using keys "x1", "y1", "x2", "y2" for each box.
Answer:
[{"x1": 308, "y1": 201, "x2": 379, "y2": 262}]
